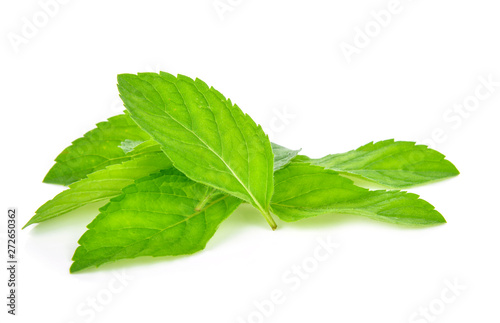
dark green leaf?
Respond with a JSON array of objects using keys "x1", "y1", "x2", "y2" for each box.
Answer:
[{"x1": 70, "y1": 168, "x2": 242, "y2": 273}]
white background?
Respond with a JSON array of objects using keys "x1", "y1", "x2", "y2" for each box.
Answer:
[{"x1": 1, "y1": 0, "x2": 499, "y2": 322}]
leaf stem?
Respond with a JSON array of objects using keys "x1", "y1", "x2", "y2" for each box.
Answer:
[
  {"x1": 195, "y1": 188, "x2": 217, "y2": 211},
  {"x1": 261, "y1": 208, "x2": 277, "y2": 231}
]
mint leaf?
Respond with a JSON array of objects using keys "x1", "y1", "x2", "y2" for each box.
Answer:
[
  {"x1": 44, "y1": 112, "x2": 295, "y2": 188},
  {"x1": 70, "y1": 168, "x2": 242, "y2": 273},
  {"x1": 71, "y1": 162, "x2": 444, "y2": 272},
  {"x1": 25, "y1": 152, "x2": 171, "y2": 228},
  {"x1": 32, "y1": 72, "x2": 461, "y2": 274},
  {"x1": 271, "y1": 163, "x2": 446, "y2": 225},
  {"x1": 118, "y1": 73, "x2": 276, "y2": 228},
  {"x1": 43, "y1": 114, "x2": 153, "y2": 185},
  {"x1": 300, "y1": 139, "x2": 459, "y2": 188},
  {"x1": 29, "y1": 139, "x2": 298, "y2": 228}
]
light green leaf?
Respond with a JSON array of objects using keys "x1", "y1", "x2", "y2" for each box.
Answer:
[
  {"x1": 25, "y1": 152, "x2": 172, "y2": 228},
  {"x1": 300, "y1": 139, "x2": 459, "y2": 188},
  {"x1": 271, "y1": 163, "x2": 446, "y2": 225},
  {"x1": 29, "y1": 139, "x2": 297, "y2": 228},
  {"x1": 70, "y1": 161, "x2": 446, "y2": 273},
  {"x1": 44, "y1": 112, "x2": 296, "y2": 188},
  {"x1": 70, "y1": 168, "x2": 242, "y2": 273},
  {"x1": 118, "y1": 72, "x2": 276, "y2": 228},
  {"x1": 43, "y1": 114, "x2": 153, "y2": 185}
]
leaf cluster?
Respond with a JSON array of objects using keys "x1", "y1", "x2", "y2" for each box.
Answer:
[{"x1": 26, "y1": 73, "x2": 459, "y2": 273}]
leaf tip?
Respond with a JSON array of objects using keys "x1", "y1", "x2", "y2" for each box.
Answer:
[
  {"x1": 450, "y1": 163, "x2": 460, "y2": 176},
  {"x1": 69, "y1": 262, "x2": 83, "y2": 274},
  {"x1": 42, "y1": 167, "x2": 67, "y2": 186},
  {"x1": 435, "y1": 209, "x2": 447, "y2": 224},
  {"x1": 117, "y1": 73, "x2": 134, "y2": 83}
]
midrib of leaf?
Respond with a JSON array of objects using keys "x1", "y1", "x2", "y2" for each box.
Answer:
[
  {"x1": 127, "y1": 78, "x2": 276, "y2": 229},
  {"x1": 272, "y1": 191, "x2": 396, "y2": 210},
  {"x1": 316, "y1": 144, "x2": 409, "y2": 169},
  {"x1": 272, "y1": 190, "x2": 443, "y2": 225},
  {"x1": 272, "y1": 187, "x2": 357, "y2": 205},
  {"x1": 72, "y1": 148, "x2": 155, "y2": 175},
  {"x1": 48, "y1": 142, "x2": 158, "y2": 187},
  {"x1": 306, "y1": 141, "x2": 459, "y2": 188},
  {"x1": 317, "y1": 141, "x2": 455, "y2": 175}
]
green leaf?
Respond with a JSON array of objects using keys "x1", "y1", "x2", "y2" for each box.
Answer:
[
  {"x1": 44, "y1": 112, "x2": 296, "y2": 188},
  {"x1": 118, "y1": 72, "x2": 276, "y2": 228},
  {"x1": 70, "y1": 161, "x2": 446, "y2": 273},
  {"x1": 300, "y1": 139, "x2": 459, "y2": 188},
  {"x1": 44, "y1": 114, "x2": 153, "y2": 185},
  {"x1": 25, "y1": 152, "x2": 172, "y2": 228},
  {"x1": 30, "y1": 139, "x2": 297, "y2": 228},
  {"x1": 271, "y1": 163, "x2": 446, "y2": 225},
  {"x1": 70, "y1": 168, "x2": 242, "y2": 273},
  {"x1": 40, "y1": 109, "x2": 297, "y2": 197}
]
